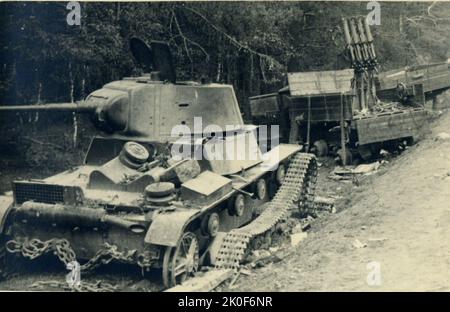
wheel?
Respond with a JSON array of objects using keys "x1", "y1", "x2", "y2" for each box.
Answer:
[
  {"x1": 336, "y1": 148, "x2": 353, "y2": 165},
  {"x1": 275, "y1": 164, "x2": 286, "y2": 185},
  {"x1": 255, "y1": 179, "x2": 267, "y2": 200},
  {"x1": 207, "y1": 213, "x2": 220, "y2": 237},
  {"x1": 228, "y1": 194, "x2": 245, "y2": 217},
  {"x1": 312, "y1": 140, "x2": 328, "y2": 157},
  {"x1": 162, "y1": 232, "x2": 199, "y2": 288}
]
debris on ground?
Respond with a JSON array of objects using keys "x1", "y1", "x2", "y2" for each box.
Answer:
[
  {"x1": 329, "y1": 161, "x2": 385, "y2": 181},
  {"x1": 352, "y1": 239, "x2": 367, "y2": 249},
  {"x1": 240, "y1": 268, "x2": 252, "y2": 276},
  {"x1": 249, "y1": 249, "x2": 271, "y2": 262},
  {"x1": 291, "y1": 223, "x2": 304, "y2": 234},
  {"x1": 332, "y1": 166, "x2": 354, "y2": 176},
  {"x1": 435, "y1": 132, "x2": 450, "y2": 141},
  {"x1": 165, "y1": 269, "x2": 233, "y2": 292},
  {"x1": 352, "y1": 162, "x2": 381, "y2": 174},
  {"x1": 247, "y1": 246, "x2": 293, "y2": 269},
  {"x1": 367, "y1": 237, "x2": 388, "y2": 246},
  {"x1": 228, "y1": 271, "x2": 241, "y2": 289},
  {"x1": 269, "y1": 246, "x2": 279, "y2": 253},
  {"x1": 328, "y1": 166, "x2": 354, "y2": 181},
  {"x1": 328, "y1": 174, "x2": 351, "y2": 181},
  {"x1": 130, "y1": 279, "x2": 153, "y2": 291},
  {"x1": 313, "y1": 196, "x2": 336, "y2": 213},
  {"x1": 289, "y1": 218, "x2": 311, "y2": 233}
]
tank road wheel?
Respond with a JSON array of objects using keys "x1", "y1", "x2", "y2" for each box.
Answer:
[
  {"x1": 207, "y1": 213, "x2": 220, "y2": 238},
  {"x1": 162, "y1": 232, "x2": 199, "y2": 288},
  {"x1": 231, "y1": 194, "x2": 245, "y2": 217},
  {"x1": 275, "y1": 164, "x2": 286, "y2": 185},
  {"x1": 255, "y1": 179, "x2": 267, "y2": 200}
]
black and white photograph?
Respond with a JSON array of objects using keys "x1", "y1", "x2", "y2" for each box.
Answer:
[{"x1": 0, "y1": 0, "x2": 449, "y2": 296}]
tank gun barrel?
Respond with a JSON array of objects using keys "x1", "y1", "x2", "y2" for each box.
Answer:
[{"x1": 0, "y1": 101, "x2": 97, "y2": 113}]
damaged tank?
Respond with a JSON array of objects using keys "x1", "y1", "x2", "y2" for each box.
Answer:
[{"x1": 0, "y1": 38, "x2": 317, "y2": 288}]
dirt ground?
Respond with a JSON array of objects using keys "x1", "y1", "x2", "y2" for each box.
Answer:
[
  {"x1": 232, "y1": 110, "x2": 450, "y2": 292},
  {"x1": 1, "y1": 111, "x2": 449, "y2": 291}
]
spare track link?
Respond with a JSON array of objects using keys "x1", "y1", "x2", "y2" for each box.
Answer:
[{"x1": 215, "y1": 152, "x2": 317, "y2": 269}]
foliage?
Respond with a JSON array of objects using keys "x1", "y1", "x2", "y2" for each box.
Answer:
[
  {"x1": 1, "y1": 1, "x2": 450, "y2": 167},
  {"x1": 2, "y1": 1, "x2": 450, "y2": 105}
]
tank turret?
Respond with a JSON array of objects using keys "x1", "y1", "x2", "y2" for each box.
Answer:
[{"x1": 0, "y1": 38, "x2": 243, "y2": 141}]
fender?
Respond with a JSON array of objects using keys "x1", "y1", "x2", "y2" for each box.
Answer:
[
  {"x1": 145, "y1": 208, "x2": 200, "y2": 247},
  {"x1": 0, "y1": 196, "x2": 13, "y2": 234}
]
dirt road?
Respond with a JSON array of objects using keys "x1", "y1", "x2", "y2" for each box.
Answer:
[{"x1": 234, "y1": 111, "x2": 450, "y2": 292}]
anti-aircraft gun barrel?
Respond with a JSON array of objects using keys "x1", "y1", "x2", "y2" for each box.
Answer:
[{"x1": 0, "y1": 102, "x2": 97, "y2": 113}]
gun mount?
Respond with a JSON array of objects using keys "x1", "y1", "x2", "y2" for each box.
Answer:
[
  {"x1": 249, "y1": 16, "x2": 430, "y2": 165},
  {"x1": 0, "y1": 80, "x2": 243, "y2": 141}
]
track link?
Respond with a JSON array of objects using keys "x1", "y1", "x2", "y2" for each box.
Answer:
[{"x1": 215, "y1": 152, "x2": 317, "y2": 269}]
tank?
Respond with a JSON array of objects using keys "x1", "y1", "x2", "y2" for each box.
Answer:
[{"x1": 0, "y1": 38, "x2": 318, "y2": 288}]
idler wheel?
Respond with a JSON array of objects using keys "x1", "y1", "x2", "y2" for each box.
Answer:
[
  {"x1": 162, "y1": 232, "x2": 199, "y2": 288},
  {"x1": 145, "y1": 182, "x2": 175, "y2": 198},
  {"x1": 119, "y1": 141, "x2": 149, "y2": 169}
]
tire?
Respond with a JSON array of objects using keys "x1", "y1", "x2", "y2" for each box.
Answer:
[{"x1": 312, "y1": 140, "x2": 328, "y2": 157}]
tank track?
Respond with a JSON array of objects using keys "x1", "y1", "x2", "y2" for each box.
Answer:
[{"x1": 215, "y1": 152, "x2": 317, "y2": 269}]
